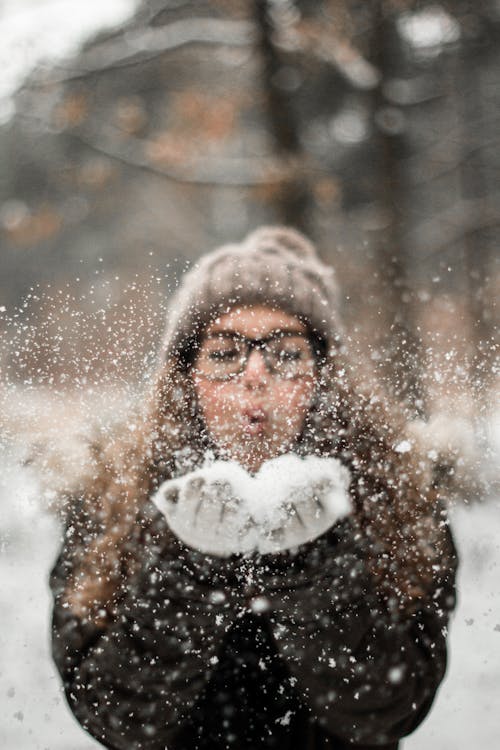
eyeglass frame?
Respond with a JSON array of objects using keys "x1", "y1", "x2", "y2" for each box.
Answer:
[{"x1": 192, "y1": 330, "x2": 320, "y2": 381}]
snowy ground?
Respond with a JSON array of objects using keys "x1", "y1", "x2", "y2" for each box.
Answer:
[{"x1": 0, "y1": 449, "x2": 499, "y2": 749}]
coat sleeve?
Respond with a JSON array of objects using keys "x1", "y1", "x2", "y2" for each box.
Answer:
[
  {"x1": 50, "y1": 504, "x2": 241, "y2": 750},
  {"x1": 260, "y1": 516, "x2": 458, "y2": 747}
]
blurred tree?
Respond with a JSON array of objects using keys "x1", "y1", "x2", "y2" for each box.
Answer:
[
  {"x1": 0, "y1": 0, "x2": 497, "y2": 424},
  {"x1": 253, "y1": 0, "x2": 310, "y2": 231},
  {"x1": 367, "y1": 1, "x2": 426, "y2": 414}
]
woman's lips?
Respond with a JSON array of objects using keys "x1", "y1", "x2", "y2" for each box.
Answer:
[{"x1": 242, "y1": 407, "x2": 267, "y2": 436}]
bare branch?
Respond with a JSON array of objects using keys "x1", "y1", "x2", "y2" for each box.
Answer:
[
  {"x1": 305, "y1": 30, "x2": 381, "y2": 90},
  {"x1": 30, "y1": 9, "x2": 380, "y2": 94},
  {"x1": 64, "y1": 123, "x2": 293, "y2": 188},
  {"x1": 406, "y1": 192, "x2": 500, "y2": 257},
  {"x1": 273, "y1": 18, "x2": 380, "y2": 90},
  {"x1": 405, "y1": 134, "x2": 500, "y2": 187},
  {"x1": 30, "y1": 18, "x2": 256, "y2": 86}
]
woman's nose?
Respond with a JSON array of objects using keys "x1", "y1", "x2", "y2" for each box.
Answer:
[{"x1": 242, "y1": 349, "x2": 269, "y2": 386}]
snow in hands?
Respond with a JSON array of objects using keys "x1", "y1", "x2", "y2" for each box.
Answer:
[{"x1": 153, "y1": 453, "x2": 352, "y2": 556}]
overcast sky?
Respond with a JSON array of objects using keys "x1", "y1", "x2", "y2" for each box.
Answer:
[{"x1": 0, "y1": 0, "x2": 139, "y2": 122}]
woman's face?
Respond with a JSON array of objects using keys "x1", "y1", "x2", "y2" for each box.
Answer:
[{"x1": 192, "y1": 305, "x2": 317, "y2": 473}]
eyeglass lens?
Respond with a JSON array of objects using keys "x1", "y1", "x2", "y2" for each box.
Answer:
[{"x1": 195, "y1": 333, "x2": 315, "y2": 380}]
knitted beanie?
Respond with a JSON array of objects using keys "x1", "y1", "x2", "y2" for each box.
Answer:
[{"x1": 161, "y1": 226, "x2": 343, "y2": 363}]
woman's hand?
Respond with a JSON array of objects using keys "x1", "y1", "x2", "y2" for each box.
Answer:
[
  {"x1": 152, "y1": 455, "x2": 352, "y2": 557},
  {"x1": 154, "y1": 473, "x2": 251, "y2": 556}
]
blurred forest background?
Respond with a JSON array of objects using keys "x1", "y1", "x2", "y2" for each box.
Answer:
[
  {"x1": 1, "y1": 0, "x2": 498, "y2": 431},
  {"x1": 0, "y1": 1, "x2": 499, "y2": 748}
]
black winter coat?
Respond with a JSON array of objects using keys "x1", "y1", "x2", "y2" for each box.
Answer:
[{"x1": 50, "y1": 503, "x2": 457, "y2": 750}]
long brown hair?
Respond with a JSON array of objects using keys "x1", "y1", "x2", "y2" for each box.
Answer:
[{"x1": 61, "y1": 337, "x2": 451, "y2": 625}]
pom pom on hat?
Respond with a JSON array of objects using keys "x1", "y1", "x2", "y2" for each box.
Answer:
[{"x1": 243, "y1": 225, "x2": 319, "y2": 260}]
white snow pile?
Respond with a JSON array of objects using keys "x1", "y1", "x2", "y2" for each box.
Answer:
[{"x1": 153, "y1": 454, "x2": 352, "y2": 556}]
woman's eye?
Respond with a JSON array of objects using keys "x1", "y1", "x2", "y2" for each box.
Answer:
[
  {"x1": 209, "y1": 349, "x2": 239, "y2": 361},
  {"x1": 278, "y1": 349, "x2": 303, "y2": 361}
]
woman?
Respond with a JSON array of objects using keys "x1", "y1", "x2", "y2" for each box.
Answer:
[{"x1": 50, "y1": 227, "x2": 457, "y2": 750}]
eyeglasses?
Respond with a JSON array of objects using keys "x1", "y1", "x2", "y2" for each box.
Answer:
[{"x1": 194, "y1": 331, "x2": 317, "y2": 381}]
